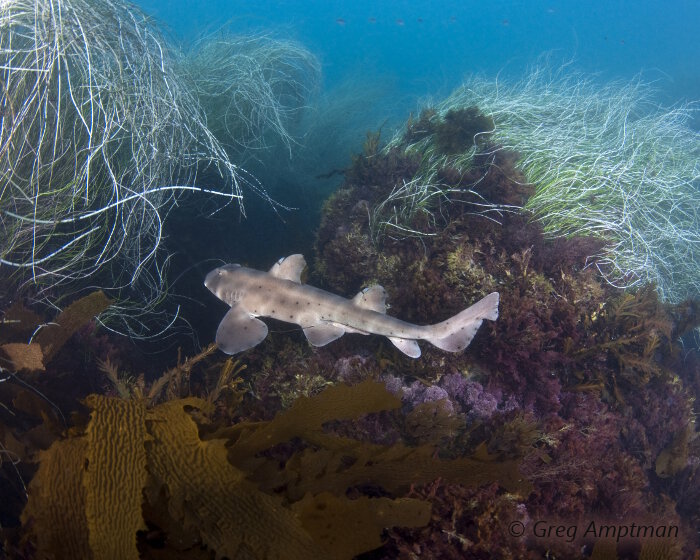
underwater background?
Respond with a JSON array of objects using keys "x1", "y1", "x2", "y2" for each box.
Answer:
[
  {"x1": 139, "y1": 0, "x2": 700, "y2": 101},
  {"x1": 141, "y1": 0, "x2": 700, "y2": 266},
  {"x1": 1, "y1": 0, "x2": 699, "y2": 558}
]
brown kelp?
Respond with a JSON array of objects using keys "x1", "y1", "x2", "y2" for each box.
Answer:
[
  {"x1": 0, "y1": 291, "x2": 113, "y2": 548},
  {"x1": 13, "y1": 375, "x2": 529, "y2": 559}
]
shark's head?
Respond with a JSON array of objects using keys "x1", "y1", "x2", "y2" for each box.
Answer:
[{"x1": 204, "y1": 264, "x2": 244, "y2": 301}]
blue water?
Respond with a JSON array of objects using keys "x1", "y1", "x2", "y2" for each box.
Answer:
[
  {"x1": 138, "y1": 0, "x2": 700, "y2": 109},
  {"x1": 136, "y1": 0, "x2": 700, "y2": 272}
]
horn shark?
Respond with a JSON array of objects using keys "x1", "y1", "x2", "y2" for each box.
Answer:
[{"x1": 204, "y1": 254, "x2": 498, "y2": 358}]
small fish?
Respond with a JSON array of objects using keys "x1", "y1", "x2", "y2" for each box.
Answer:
[
  {"x1": 396, "y1": 18, "x2": 405, "y2": 26},
  {"x1": 335, "y1": 17, "x2": 346, "y2": 26},
  {"x1": 205, "y1": 254, "x2": 499, "y2": 358},
  {"x1": 368, "y1": 16, "x2": 377, "y2": 24}
]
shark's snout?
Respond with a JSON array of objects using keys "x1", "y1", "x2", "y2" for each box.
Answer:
[
  {"x1": 204, "y1": 268, "x2": 222, "y2": 292},
  {"x1": 205, "y1": 263, "x2": 242, "y2": 294}
]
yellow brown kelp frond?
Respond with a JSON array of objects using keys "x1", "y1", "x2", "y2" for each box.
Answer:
[
  {"x1": 267, "y1": 440, "x2": 529, "y2": 503},
  {"x1": 1, "y1": 290, "x2": 114, "y2": 550},
  {"x1": 34, "y1": 291, "x2": 112, "y2": 363},
  {"x1": 226, "y1": 378, "x2": 402, "y2": 457},
  {"x1": 22, "y1": 396, "x2": 148, "y2": 560},
  {"x1": 20, "y1": 379, "x2": 529, "y2": 559},
  {"x1": 0, "y1": 291, "x2": 111, "y2": 373},
  {"x1": 21, "y1": 438, "x2": 92, "y2": 559},
  {"x1": 293, "y1": 491, "x2": 430, "y2": 558},
  {"x1": 0, "y1": 342, "x2": 44, "y2": 372},
  {"x1": 0, "y1": 301, "x2": 43, "y2": 344},
  {"x1": 84, "y1": 395, "x2": 148, "y2": 560},
  {"x1": 19, "y1": 389, "x2": 424, "y2": 558},
  {"x1": 223, "y1": 380, "x2": 529, "y2": 500},
  {"x1": 144, "y1": 397, "x2": 326, "y2": 559},
  {"x1": 21, "y1": 395, "x2": 320, "y2": 560}
]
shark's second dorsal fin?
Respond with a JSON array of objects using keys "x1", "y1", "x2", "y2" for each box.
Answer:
[
  {"x1": 269, "y1": 254, "x2": 306, "y2": 283},
  {"x1": 352, "y1": 285, "x2": 387, "y2": 313}
]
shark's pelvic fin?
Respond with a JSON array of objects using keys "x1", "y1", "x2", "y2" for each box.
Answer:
[
  {"x1": 303, "y1": 323, "x2": 346, "y2": 346},
  {"x1": 216, "y1": 304, "x2": 268, "y2": 354},
  {"x1": 352, "y1": 285, "x2": 387, "y2": 313},
  {"x1": 388, "y1": 336, "x2": 421, "y2": 358},
  {"x1": 269, "y1": 254, "x2": 306, "y2": 283}
]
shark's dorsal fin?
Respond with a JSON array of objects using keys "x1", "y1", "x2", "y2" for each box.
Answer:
[
  {"x1": 352, "y1": 285, "x2": 387, "y2": 313},
  {"x1": 269, "y1": 254, "x2": 306, "y2": 283}
]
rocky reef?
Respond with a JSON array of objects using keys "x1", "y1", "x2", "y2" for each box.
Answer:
[{"x1": 306, "y1": 106, "x2": 698, "y2": 558}]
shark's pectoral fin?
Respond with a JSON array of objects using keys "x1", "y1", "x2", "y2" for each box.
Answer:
[
  {"x1": 388, "y1": 336, "x2": 421, "y2": 358},
  {"x1": 269, "y1": 254, "x2": 306, "y2": 283},
  {"x1": 215, "y1": 305, "x2": 268, "y2": 355},
  {"x1": 303, "y1": 323, "x2": 345, "y2": 346},
  {"x1": 352, "y1": 285, "x2": 387, "y2": 313}
]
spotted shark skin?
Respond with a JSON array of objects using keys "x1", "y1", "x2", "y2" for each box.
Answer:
[{"x1": 205, "y1": 254, "x2": 499, "y2": 358}]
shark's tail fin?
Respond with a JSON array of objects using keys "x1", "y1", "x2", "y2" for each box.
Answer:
[{"x1": 424, "y1": 292, "x2": 499, "y2": 353}]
